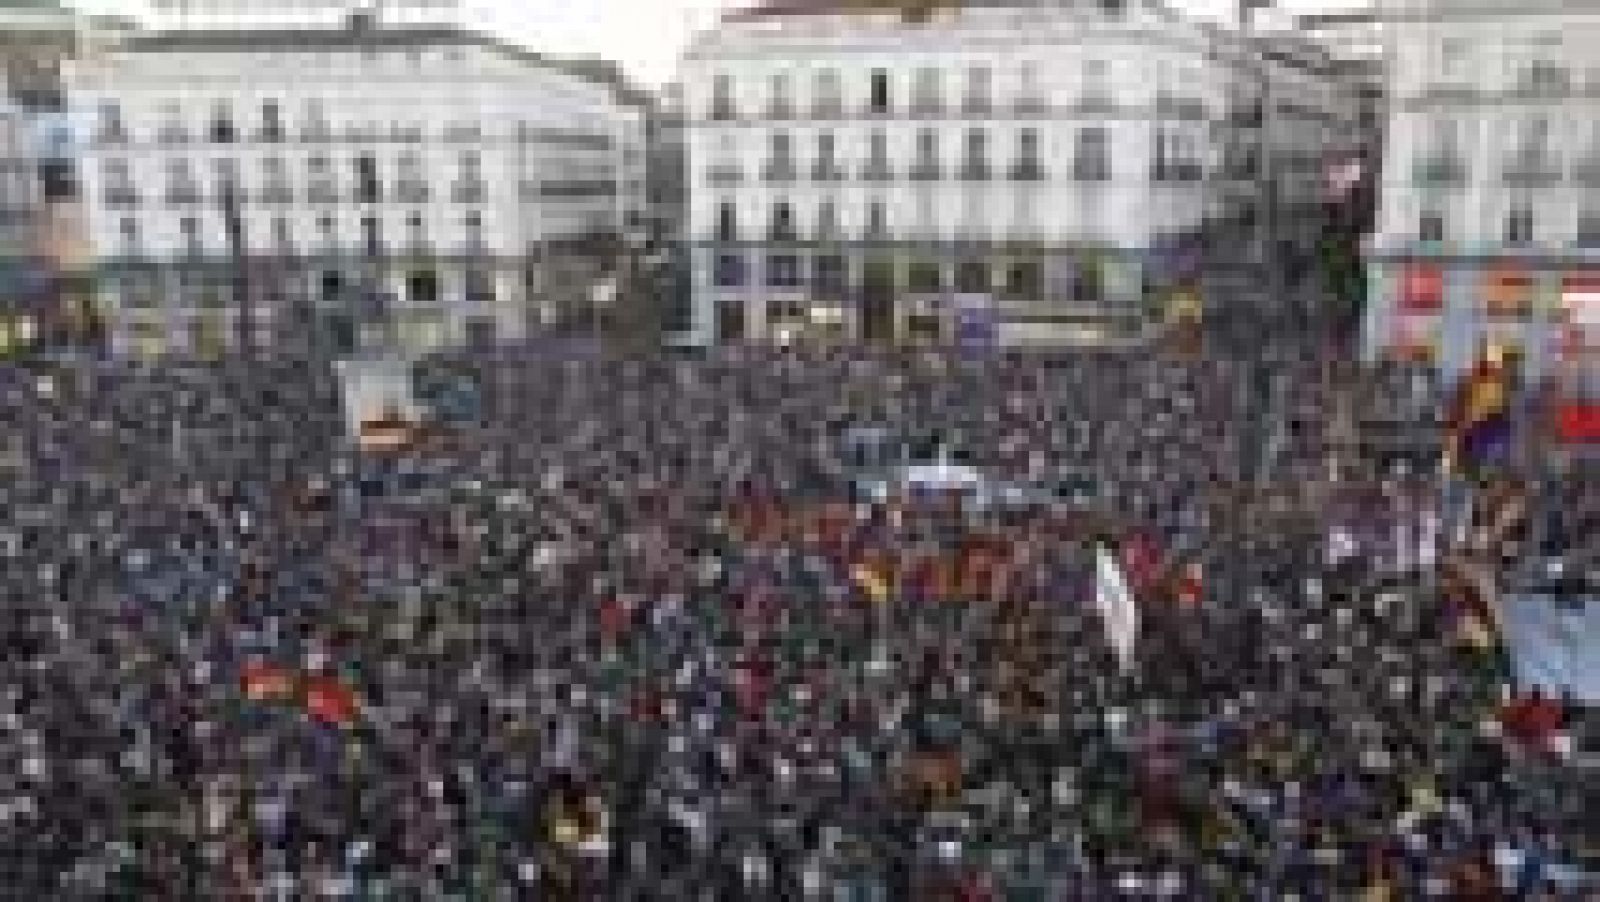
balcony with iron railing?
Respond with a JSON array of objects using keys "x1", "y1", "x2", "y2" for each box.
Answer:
[
  {"x1": 1072, "y1": 160, "x2": 1112, "y2": 182},
  {"x1": 705, "y1": 163, "x2": 744, "y2": 184},
  {"x1": 1008, "y1": 160, "x2": 1045, "y2": 182},
  {"x1": 1573, "y1": 156, "x2": 1600, "y2": 184},
  {"x1": 1154, "y1": 95, "x2": 1207, "y2": 120},
  {"x1": 768, "y1": 224, "x2": 800, "y2": 243},
  {"x1": 452, "y1": 179, "x2": 486, "y2": 204},
  {"x1": 960, "y1": 97, "x2": 993, "y2": 116},
  {"x1": 1507, "y1": 65, "x2": 1571, "y2": 100},
  {"x1": 957, "y1": 160, "x2": 992, "y2": 181},
  {"x1": 258, "y1": 183, "x2": 295, "y2": 205},
  {"x1": 909, "y1": 161, "x2": 943, "y2": 181},
  {"x1": 257, "y1": 125, "x2": 286, "y2": 144},
  {"x1": 909, "y1": 97, "x2": 945, "y2": 118},
  {"x1": 1013, "y1": 96, "x2": 1050, "y2": 117},
  {"x1": 709, "y1": 101, "x2": 738, "y2": 122},
  {"x1": 1413, "y1": 155, "x2": 1467, "y2": 184},
  {"x1": 1152, "y1": 161, "x2": 1204, "y2": 182},
  {"x1": 860, "y1": 159, "x2": 894, "y2": 181},
  {"x1": 1501, "y1": 152, "x2": 1563, "y2": 186},
  {"x1": 762, "y1": 161, "x2": 799, "y2": 182},
  {"x1": 862, "y1": 102, "x2": 894, "y2": 118},
  {"x1": 165, "y1": 184, "x2": 204, "y2": 205},
  {"x1": 810, "y1": 161, "x2": 847, "y2": 182},
  {"x1": 104, "y1": 187, "x2": 140, "y2": 209},
  {"x1": 395, "y1": 180, "x2": 430, "y2": 204},
  {"x1": 810, "y1": 99, "x2": 844, "y2": 119},
  {"x1": 95, "y1": 126, "x2": 128, "y2": 146},
  {"x1": 1413, "y1": 82, "x2": 1480, "y2": 105},
  {"x1": 306, "y1": 180, "x2": 341, "y2": 204},
  {"x1": 157, "y1": 125, "x2": 190, "y2": 145},
  {"x1": 1070, "y1": 94, "x2": 1118, "y2": 115},
  {"x1": 766, "y1": 100, "x2": 796, "y2": 121}
]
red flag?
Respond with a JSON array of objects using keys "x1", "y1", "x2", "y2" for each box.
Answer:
[{"x1": 305, "y1": 676, "x2": 360, "y2": 726}]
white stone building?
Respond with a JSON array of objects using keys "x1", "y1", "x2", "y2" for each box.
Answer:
[
  {"x1": 1364, "y1": 0, "x2": 1599, "y2": 400},
  {"x1": 67, "y1": 16, "x2": 646, "y2": 359},
  {"x1": 679, "y1": 0, "x2": 1240, "y2": 348}
]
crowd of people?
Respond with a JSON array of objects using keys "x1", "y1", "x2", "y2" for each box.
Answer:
[{"x1": 0, "y1": 342, "x2": 1595, "y2": 899}]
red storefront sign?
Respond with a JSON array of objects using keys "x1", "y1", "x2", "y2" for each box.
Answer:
[{"x1": 1400, "y1": 265, "x2": 1444, "y2": 312}]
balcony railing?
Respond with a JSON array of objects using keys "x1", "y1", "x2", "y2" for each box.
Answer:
[
  {"x1": 909, "y1": 99, "x2": 945, "y2": 117},
  {"x1": 810, "y1": 100, "x2": 844, "y2": 119},
  {"x1": 705, "y1": 164, "x2": 743, "y2": 184},
  {"x1": 909, "y1": 163, "x2": 943, "y2": 181},
  {"x1": 1415, "y1": 83, "x2": 1480, "y2": 104},
  {"x1": 1413, "y1": 157, "x2": 1467, "y2": 184},
  {"x1": 860, "y1": 161, "x2": 894, "y2": 181},
  {"x1": 1152, "y1": 162, "x2": 1204, "y2": 182},
  {"x1": 1573, "y1": 158, "x2": 1600, "y2": 184},
  {"x1": 395, "y1": 180, "x2": 430, "y2": 204},
  {"x1": 862, "y1": 102, "x2": 894, "y2": 117},
  {"x1": 1013, "y1": 97, "x2": 1050, "y2": 116},
  {"x1": 1502, "y1": 155, "x2": 1563, "y2": 185},
  {"x1": 302, "y1": 122, "x2": 333, "y2": 142},
  {"x1": 452, "y1": 179, "x2": 486, "y2": 204},
  {"x1": 306, "y1": 181, "x2": 341, "y2": 204},
  {"x1": 709, "y1": 103, "x2": 737, "y2": 122},
  {"x1": 1508, "y1": 67, "x2": 1571, "y2": 100},
  {"x1": 1072, "y1": 162, "x2": 1112, "y2": 182},
  {"x1": 766, "y1": 102, "x2": 795, "y2": 120},
  {"x1": 1155, "y1": 96, "x2": 1207, "y2": 120},
  {"x1": 768, "y1": 228, "x2": 800, "y2": 243},
  {"x1": 165, "y1": 185, "x2": 204, "y2": 205},
  {"x1": 157, "y1": 126, "x2": 190, "y2": 145},
  {"x1": 810, "y1": 163, "x2": 847, "y2": 182},
  {"x1": 957, "y1": 162, "x2": 992, "y2": 181},
  {"x1": 95, "y1": 128, "x2": 128, "y2": 146},
  {"x1": 258, "y1": 184, "x2": 295, "y2": 205},
  {"x1": 960, "y1": 98, "x2": 993, "y2": 116},
  {"x1": 104, "y1": 189, "x2": 140, "y2": 208},
  {"x1": 1008, "y1": 162, "x2": 1045, "y2": 182},
  {"x1": 761, "y1": 162, "x2": 799, "y2": 182},
  {"x1": 1071, "y1": 95, "x2": 1118, "y2": 115},
  {"x1": 257, "y1": 126, "x2": 286, "y2": 143}
]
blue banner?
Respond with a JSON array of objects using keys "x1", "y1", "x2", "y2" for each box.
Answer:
[{"x1": 1500, "y1": 593, "x2": 1600, "y2": 702}]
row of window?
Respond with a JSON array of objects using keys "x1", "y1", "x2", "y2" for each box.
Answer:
[
  {"x1": 707, "y1": 253, "x2": 1101, "y2": 299},
  {"x1": 706, "y1": 60, "x2": 1202, "y2": 119},
  {"x1": 706, "y1": 197, "x2": 1195, "y2": 242},
  {"x1": 1415, "y1": 207, "x2": 1600, "y2": 246},
  {"x1": 94, "y1": 101, "x2": 616, "y2": 149},
  {"x1": 114, "y1": 210, "x2": 488, "y2": 256},
  {"x1": 111, "y1": 269, "x2": 501, "y2": 308}
]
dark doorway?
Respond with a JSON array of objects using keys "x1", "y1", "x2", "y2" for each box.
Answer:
[{"x1": 861, "y1": 257, "x2": 894, "y2": 343}]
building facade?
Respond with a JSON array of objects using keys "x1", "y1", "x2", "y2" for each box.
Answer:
[
  {"x1": 67, "y1": 17, "x2": 645, "y2": 359},
  {"x1": 0, "y1": 0, "x2": 131, "y2": 353},
  {"x1": 1364, "y1": 0, "x2": 1598, "y2": 402},
  {"x1": 680, "y1": 0, "x2": 1244, "y2": 348}
]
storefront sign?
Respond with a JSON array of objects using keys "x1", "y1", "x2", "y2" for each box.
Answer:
[{"x1": 1483, "y1": 267, "x2": 1533, "y2": 318}]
